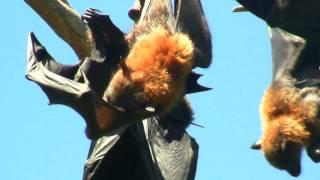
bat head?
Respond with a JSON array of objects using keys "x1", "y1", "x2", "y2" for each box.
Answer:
[
  {"x1": 252, "y1": 138, "x2": 302, "y2": 177},
  {"x1": 268, "y1": 142, "x2": 302, "y2": 177},
  {"x1": 256, "y1": 84, "x2": 319, "y2": 176}
]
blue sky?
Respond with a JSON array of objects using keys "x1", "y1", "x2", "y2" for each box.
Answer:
[{"x1": 0, "y1": 0, "x2": 318, "y2": 179}]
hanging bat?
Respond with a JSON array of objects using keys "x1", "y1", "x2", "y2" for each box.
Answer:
[
  {"x1": 236, "y1": 0, "x2": 320, "y2": 177},
  {"x1": 26, "y1": 0, "x2": 211, "y2": 135},
  {"x1": 26, "y1": 0, "x2": 212, "y2": 179}
]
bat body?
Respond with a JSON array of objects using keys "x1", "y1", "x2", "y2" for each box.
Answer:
[
  {"x1": 237, "y1": 0, "x2": 320, "y2": 176},
  {"x1": 105, "y1": 1, "x2": 194, "y2": 117}
]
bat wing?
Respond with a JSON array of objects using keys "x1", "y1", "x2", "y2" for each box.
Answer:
[
  {"x1": 237, "y1": 1, "x2": 320, "y2": 86},
  {"x1": 26, "y1": 32, "x2": 137, "y2": 139},
  {"x1": 144, "y1": 100, "x2": 198, "y2": 180},
  {"x1": 174, "y1": 0, "x2": 212, "y2": 92},
  {"x1": 186, "y1": 72, "x2": 211, "y2": 94},
  {"x1": 26, "y1": 13, "x2": 134, "y2": 139},
  {"x1": 269, "y1": 28, "x2": 320, "y2": 87},
  {"x1": 84, "y1": 99, "x2": 199, "y2": 180},
  {"x1": 236, "y1": 0, "x2": 320, "y2": 39},
  {"x1": 268, "y1": 27, "x2": 306, "y2": 81},
  {"x1": 81, "y1": 10, "x2": 128, "y2": 96},
  {"x1": 175, "y1": 0, "x2": 212, "y2": 68},
  {"x1": 26, "y1": 32, "x2": 106, "y2": 139}
]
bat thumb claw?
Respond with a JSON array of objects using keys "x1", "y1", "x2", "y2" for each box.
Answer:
[
  {"x1": 79, "y1": 67, "x2": 91, "y2": 86},
  {"x1": 232, "y1": 5, "x2": 248, "y2": 12}
]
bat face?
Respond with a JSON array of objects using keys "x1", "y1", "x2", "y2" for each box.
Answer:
[{"x1": 264, "y1": 141, "x2": 302, "y2": 177}]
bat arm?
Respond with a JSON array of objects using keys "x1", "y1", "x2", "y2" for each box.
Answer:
[
  {"x1": 25, "y1": 32, "x2": 127, "y2": 139},
  {"x1": 26, "y1": 32, "x2": 91, "y2": 101},
  {"x1": 26, "y1": 59, "x2": 90, "y2": 100},
  {"x1": 268, "y1": 27, "x2": 306, "y2": 82}
]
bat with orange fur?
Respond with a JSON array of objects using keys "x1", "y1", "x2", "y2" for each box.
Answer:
[
  {"x1": 26, "y1": 1, "x2": 211, "y2": 179},
  {"x1": 26, "y1": 0, "x2": 211, "y2": 138},
  {"x1": 236, "y1": 0, "x2": 320, "y2": 176}
]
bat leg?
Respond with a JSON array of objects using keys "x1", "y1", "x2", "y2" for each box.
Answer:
[{"x1": 82, "y1": 8, "x2": 128, "y2": 58}]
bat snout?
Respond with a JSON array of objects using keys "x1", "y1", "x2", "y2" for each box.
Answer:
[{"x1": 286, "y1": 163, "x2": 301, "y2": 177}]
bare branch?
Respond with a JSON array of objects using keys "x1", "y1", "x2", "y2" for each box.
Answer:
[{"x1": 25, "y1": 0, "x2": 93, "y2": 59}]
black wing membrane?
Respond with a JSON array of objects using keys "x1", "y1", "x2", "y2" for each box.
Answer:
[
  {"x1": 236, "y1": 0, "x2": 320, "y2": 40},
  {"x1": 26, "y1": 12, "x2": 136, "y2": 139},
  {"x1": 175, "y1": 0, "x2": 212, "y2": 92},
  {"x1": 26, "y1": 32, "x2": 135, "y2": 139},
  {"x1": 186, "y1": 72, "x2": 212, "y2": 94},
  {"x1": 175, "y1": 0, "x2": 212, "y2": 68}
]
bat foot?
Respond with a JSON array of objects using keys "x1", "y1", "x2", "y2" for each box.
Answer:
[{"x1": 128, "y1": 7, "x2": 141, "y2": 21}]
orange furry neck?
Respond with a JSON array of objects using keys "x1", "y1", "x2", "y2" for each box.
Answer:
[{"x1": 260, "y1": 84, "x2": 317, "y2": 152}]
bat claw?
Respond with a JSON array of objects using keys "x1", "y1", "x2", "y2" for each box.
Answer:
[
  {"x1": 79, "y1": 66, "x2": 92, "y2": 86},
  {"x1": 251, "y1": 139, "x2": 261, "y2": 150},
  {"x1": 232, "y1": 5, "x2": 248, "y2": 12}
]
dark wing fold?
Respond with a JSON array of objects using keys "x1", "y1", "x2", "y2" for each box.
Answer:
[
  {"x1": 175, "y1": 0, "x2": 212, "y2": 68},
  {"x1": 236, "y1": 0, "x2": 320, "y2": 39},
  {"x1": 144, "y1": 100, "x2": 198, "y2": 180},
  {"x1": 26, "y1": 32, "x2": 125, "y2": 139},
  {"x1": 186, "y1": 72, "x2": 211, "y2": 94}
]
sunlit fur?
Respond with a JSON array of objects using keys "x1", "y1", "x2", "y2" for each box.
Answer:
[
  {"x1": 104, "y1": 26, "x2": 194, "y2": 115},
  {"x1": 259, "y1": 83, "x2": 319, "y2": 176}
]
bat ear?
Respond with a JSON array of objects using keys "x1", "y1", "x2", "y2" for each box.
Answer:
[{"x1": 251, "y1": 140, "x2": 262, "y2": 150}]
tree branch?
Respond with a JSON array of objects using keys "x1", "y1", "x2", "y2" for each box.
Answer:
[{"x1": 25, "y1": 0, "x2": 93, "y2": 59}]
